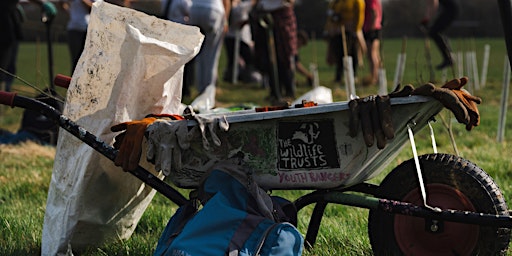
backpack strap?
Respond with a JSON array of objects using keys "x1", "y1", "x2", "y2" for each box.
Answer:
[
  {"x1": 271, "y1": 196, "x2": 298, "y2": 226},
  {"x1": 254, "y1": 223, "x2": 282, "y2": 255},
  {"x1": 159, "y1": 195, "x2": 199, "y2": 252},
  {"x1": 227, "y1": 214, "x2": 267, "y2": 255}
]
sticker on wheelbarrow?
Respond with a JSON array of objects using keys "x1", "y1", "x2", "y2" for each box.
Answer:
[{"x1": 278, "y1": 120, "x2": 339, "y2": 170}]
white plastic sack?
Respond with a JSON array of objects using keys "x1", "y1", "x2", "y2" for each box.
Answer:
[
  {"x1": 190, "y1": 83, "x2": 216, "y2": 112},
  {"x1": 42, "y1": 1, "x2": 203, "y2": 255},
  {"x1": 291, "y1": 86, "x2": 333, "y2": 105},
  {"x1": 291, "y1": 63, "x2": 333, "y2": 105}
]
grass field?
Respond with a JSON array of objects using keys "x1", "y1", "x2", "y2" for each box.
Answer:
[{"x1": 1, "y1": 36, "x2": 512, "y2": 255}]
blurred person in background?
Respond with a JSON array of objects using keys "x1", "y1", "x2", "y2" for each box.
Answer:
[
  {"x1": 61, "y1": 0, "x2": 131, "y2": 74},
  {"x1": 160, "y1": 0, "x2": 194, "y2": 97},
  {"x1": 0, "y1": 4, "x2": 24, "y2": 92},
  {"x1": 223, "y1": 0, "x2": 261, "y2": 84},
  {"x1": 324, "y1": 0, "x2": 365, "y2": 83},
  {"x1": 251, "y1": 0, "x2": 297, "y2": 103},
  {"x1": 295, "y1": 30, "x2": 314, "y2": 87},
  {"x1": 421, "y1": 0, "x2": 459, "y2": 70},
  {"x1": 105, "y1": 0, "x2": 131, "y2": 7},
  {"x1": 188, "y1": 0, "x2": 231, "y2": 94},
  {"x1": 161, "y1": 0, "x2": 191, "y2": 24},
  {"x1": 362, "y1": 0, "x2": 382, "y2": 86},
  {"x1": 61, "y1": 0, "x2": 95, "y2": 74},
  {"x1": 0, "y1": 0, "x2": 60, "y2": 145}
]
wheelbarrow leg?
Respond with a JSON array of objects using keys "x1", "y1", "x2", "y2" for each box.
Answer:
[{"x1": 305, "y1": 201, "x2": 328, "y2": 249}]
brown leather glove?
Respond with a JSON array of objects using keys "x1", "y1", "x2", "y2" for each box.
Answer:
[
  {"x1": 349, "y1": 95, "x2": 394, "y2": 149},
  {"x1": 111, "y1": 114, "x2": 185, "y2": 171},
  {"x1": 412, "y1": 77, "x2": 481, "y2": 131},
  {"x1": 111, "y1": 117, "x2": 157, "y2": 171},
  {"x1": 389, "y1": 83, "x2": 414, "y2": 98},
  {"x1": 441, "y1": 77, "x2": 481, "y2": 130}
]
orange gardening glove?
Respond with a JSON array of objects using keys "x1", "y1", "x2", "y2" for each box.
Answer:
[
  {"x1": 412, "y1": 77, "x2": 482, "y2": 131},
  {"x1": 413, "y1": 82, "x2": 469, "y2": 125},
  {"x1": 441, "y1": 77, "x2": 482, "y2": 130},
  {"x1": 145, "y1": 114, "x2": 185, "y2": 120},
  {"x1": 111, "y1": 117, "x2": 157, "y2": 171}
]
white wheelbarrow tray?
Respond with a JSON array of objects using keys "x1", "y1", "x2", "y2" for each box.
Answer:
[{"x1": 158, "y1": 95, "x2": 443, "y2": 190}]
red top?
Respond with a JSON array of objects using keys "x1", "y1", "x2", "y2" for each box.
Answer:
[{"x1": 363, "y1": 0, "x2": 382, "y2": 32}]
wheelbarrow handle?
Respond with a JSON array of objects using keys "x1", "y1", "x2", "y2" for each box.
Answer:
[
  {"x1": 0, "y1": 91, "x2": 16, "y2": 107},
  {"x1": 54, "y1": 74, "x2": 71, "y2": 89},
  {"x1": 0, "y1": 92, "x2": 188, "y2": 206}
]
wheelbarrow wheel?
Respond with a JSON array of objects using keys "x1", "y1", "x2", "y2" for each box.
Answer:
[{"x1": 368, "y1": 153, "x2": 511, "y2": 255}]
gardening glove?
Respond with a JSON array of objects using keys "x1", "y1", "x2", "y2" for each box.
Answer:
[
  {"x1": 412, "y1": 77, "x2": 482, "y2": 131},
  {"x1": 146, "y1": 119, "x2": 196, "y2": 176},
  {"x1": 111, "y1": 117, "x2": 157, "y2": 171},
  {"x1": 349, "y1": 95, "x2": 395, "y2": 149},
  {"x1": 441, "y1": 77, "x2": 482, "y2": 130},
  {"x1": 41, "y1": 1, "x2": 57, "y2": 23},
  {"x1": 145, "y1": 113, "x2": 185, "y2": 121},
  {"x1": 389, "y1": 83, "x2": 414, "y2": 98},
  {"x1": 194, "y1": 114, "x2": 229, "y2": 150},
  {"x1": 412, "y1": 82, "x2": 468, "y2": 124}
]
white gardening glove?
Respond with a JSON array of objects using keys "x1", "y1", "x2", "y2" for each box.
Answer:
[
  {"x1": 146, "y1": 112, "x2": 230, "y2": 176},
  {"x1": 194, "y1": 114, "x2": 229, "y2": 150},
  {"x1": 146, "y1": 120, "x2": 193, "y2": 176}
]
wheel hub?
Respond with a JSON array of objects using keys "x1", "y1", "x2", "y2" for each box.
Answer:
[{"x1": 394, "y1": 183, "x2": 479, "y2": 255}]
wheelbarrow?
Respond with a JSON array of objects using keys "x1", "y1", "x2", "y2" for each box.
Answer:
[{"x1": 1, "y1": 82, "x2": 511, "y2": 255}]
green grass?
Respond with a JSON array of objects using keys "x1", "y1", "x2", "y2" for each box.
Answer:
[{"x1": 1, "y1": 37, "x2": 512, "y2": 255}]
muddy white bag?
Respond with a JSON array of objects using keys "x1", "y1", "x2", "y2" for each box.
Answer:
[{"x1": 41, "y1": 1, "x2": 203, "y2": 255}]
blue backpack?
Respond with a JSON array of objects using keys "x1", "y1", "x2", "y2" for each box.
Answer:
[{"x1": 154, "y1": 168, "x2": 304, "y2": 256}]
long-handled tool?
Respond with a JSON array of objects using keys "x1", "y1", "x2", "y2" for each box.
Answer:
[
  {"x1": 259, "y1": 14, "x2": 281, "y2": 101},
  {"x1": 42, "y1": 11, "x2": 55, "y2": 90}
]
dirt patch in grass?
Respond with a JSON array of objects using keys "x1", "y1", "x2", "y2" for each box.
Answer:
[{"x1": 0, "y1": 142, "x2": 56, "y2": 159}]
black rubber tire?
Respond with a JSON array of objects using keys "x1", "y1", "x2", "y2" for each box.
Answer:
[{"x1": 368, "y1": 153, "x2": 511, "y2": 256}]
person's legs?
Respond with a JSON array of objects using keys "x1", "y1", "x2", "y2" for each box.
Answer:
[
  {"x1": 189, "y1": 6, "x2": 224, "y2": 94},
  {"x1": 239, "y1": 41, "x2": 254, "y2": 68},
  {"x1": 253, "y1": 12, "x2": 278, "y2": 99},
  {"x1": 363, "y1": 30, "x2": 381, "y2": 86},
  {"x1": 268, "y1": 7, "x2": 297, "y2": 99},
  {"x1": 429, "y1": 30, "x2": 453, "y2": 69},
  {"x1": 223, "y1": 37, "x2": 235, "y2": 82},
  {"x1": 429, "y1": 9, "x2": 457, "y2": 69},
  {"x1": 370, "y1": 39, "x2": 380, "y2": 80},
  {"x1": 67, "y1": 29, "x2": 87, "y2": 73},
  {"x1": 0, "y1": 41, "x2": 16, "y2": 91},
  {"x1": 278, "y1": 56, "x2": 295, "y2": 98},
  {"x1": 183, "y1": 59, "x2": 194, "y2": 97},
  {"x1": 348, "y1": 32, "x2": 359, "y2": 77},
  {"x1": 330, "y1": 35, "x2": 343, "y2": 82}
]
